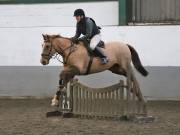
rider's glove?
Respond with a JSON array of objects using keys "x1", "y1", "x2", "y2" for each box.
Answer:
[
  {"x1": 70, "y1": 37, "x2": 79, "y2": 44},
  {"x1": 79, "y1": 36, "x2": 90, "y2": 42}
]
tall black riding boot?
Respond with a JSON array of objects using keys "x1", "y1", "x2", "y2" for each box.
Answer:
[{"x1": 93, "y1": 47, "x2": 108, "y2": 64}]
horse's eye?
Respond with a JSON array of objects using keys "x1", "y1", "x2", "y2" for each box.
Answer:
[{"x1": 46, "y1": 46, "x2": 50, "y2": 49}]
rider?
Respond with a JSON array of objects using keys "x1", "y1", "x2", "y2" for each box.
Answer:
[{"x1": 71, "y1": 9, "x2": 108, "y2": 64}]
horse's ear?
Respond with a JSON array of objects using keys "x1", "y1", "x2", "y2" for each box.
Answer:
[
  {"x1": 42, "y1": 34, "x2": 46, "y2": 40},
  {"x1": 42, "y1": 34, "x2": 49, "y2": 41}
]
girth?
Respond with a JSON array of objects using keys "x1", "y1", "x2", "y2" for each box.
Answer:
[
  {"x1": 78, "y1": 39, "x2": 105, "y2": 75},
  {"x1": 85, "y1": 56, "x2": 93, "y2": 75}
]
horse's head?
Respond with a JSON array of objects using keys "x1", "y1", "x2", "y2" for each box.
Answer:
[
  {"x1": 40, "y1": 34, "x2": 57, "y2": 65},
  {"x1": 40, "y1": 34, "x2": 74, "y2": 65}
]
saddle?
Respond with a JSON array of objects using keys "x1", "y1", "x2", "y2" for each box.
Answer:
[{"x1": 78, "y1": 38, "x2": 105, "y2": 57}]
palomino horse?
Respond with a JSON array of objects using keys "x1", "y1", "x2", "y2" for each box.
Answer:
[{"x1": 40, "y1": 34, "x2": 148, "y2": 106}]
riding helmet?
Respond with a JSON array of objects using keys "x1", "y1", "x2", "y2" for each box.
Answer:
[{"x1": 74, "y1": 9, "x2": 85, "y2": 16}]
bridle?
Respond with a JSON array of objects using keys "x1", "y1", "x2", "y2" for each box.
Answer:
[
  {"x1": 41, "y1": 38, "x2": 76, "y2": 64},
  {"x1": 41, "y1": 41, "x2": 53, "y2": 59}
]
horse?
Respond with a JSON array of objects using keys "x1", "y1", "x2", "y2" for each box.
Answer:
[{"x1": 40, "y1": 34, "x2": 148, "y2": 106}]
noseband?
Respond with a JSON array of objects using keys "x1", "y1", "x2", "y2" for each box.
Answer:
[{"x1": 41, "y1": 41, "x2": 54, "y2": 59}]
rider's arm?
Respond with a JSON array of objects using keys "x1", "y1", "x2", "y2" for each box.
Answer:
[
  {"x1": 80, "y1": 18, "x2": 93, "y2": 41},
  {"x1": 73, "y1": 23, "x2": 81, "y2": 39},
  {"x1": 85, "y1": 18, "x2": 93, "y2": 39}
]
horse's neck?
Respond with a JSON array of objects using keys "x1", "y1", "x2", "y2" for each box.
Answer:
[{"x1": 53, "y1": 38, "x2": 71, "y2": 56}]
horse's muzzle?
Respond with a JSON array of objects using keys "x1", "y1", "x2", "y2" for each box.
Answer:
[{"x1": 40, "y1": 59, "x2": 49, "y2": 65}]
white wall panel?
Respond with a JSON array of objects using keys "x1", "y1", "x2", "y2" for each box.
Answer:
[
  {"x1": 0, "y1": 26, "x2": 180, "y2": 66},
  {"x1": 0, "y1": 2, "x2": 118, "y2": 27}
]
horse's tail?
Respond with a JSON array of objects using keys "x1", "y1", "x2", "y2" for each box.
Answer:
[{"x1": 127, "y1": 44, "x2": 148, "y2": 76}]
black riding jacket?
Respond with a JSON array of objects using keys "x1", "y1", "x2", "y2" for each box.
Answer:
[{"x1": 73, "y1": 17, "x2": 100, "y2": 40}]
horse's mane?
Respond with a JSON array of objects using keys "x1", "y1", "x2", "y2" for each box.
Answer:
[
  {"x1": 47, "y1": 34, "x2": 62, "y2": 39},
  {"x1": 48, "y1": 34, "x2": 71, "y2": 41}
]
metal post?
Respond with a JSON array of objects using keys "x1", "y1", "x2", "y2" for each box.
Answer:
[{"x1": 119, "y1": 0, "x2": 127, "y2": 25}]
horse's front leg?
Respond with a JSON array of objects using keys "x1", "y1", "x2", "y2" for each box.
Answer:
[
  {"x1": 51, "y1": 79, "x2": 66, "y2": 106},
  {"x1": 51, "y1": 66, "x2": 80, "y2": 106}
]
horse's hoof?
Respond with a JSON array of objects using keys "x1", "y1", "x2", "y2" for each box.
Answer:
[
  {"x1": 51, "y1": 103, "x2": 59, "y2": 107},
  {"x1": 51, "y1": 99, "x2": 59, "y2": 106}
]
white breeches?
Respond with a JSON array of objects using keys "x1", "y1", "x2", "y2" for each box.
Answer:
[{"x1": 90, "y1": 34, "x2": 101, "y2": 50}]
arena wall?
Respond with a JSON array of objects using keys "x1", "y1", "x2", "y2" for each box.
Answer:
[{"x1": 0, "y1": 2, "x2": 180, "y2": 100}]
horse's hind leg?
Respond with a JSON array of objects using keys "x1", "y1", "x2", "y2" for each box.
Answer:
[
  {"x1": 109, "y1": 64, "x2": 138, "y2": 97},
  {"x1": 127, "y1": 64, "x2": 144, "y2": 101},
  {"x1": 110, "y1": 63, "x2": 144, "y2": 101},
  {"x1": 109, "y1": 64, "x2": 126, "y2": 76},
  {"x1": 109, "y1": 63, "x2": 144, "y2": 101}
]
